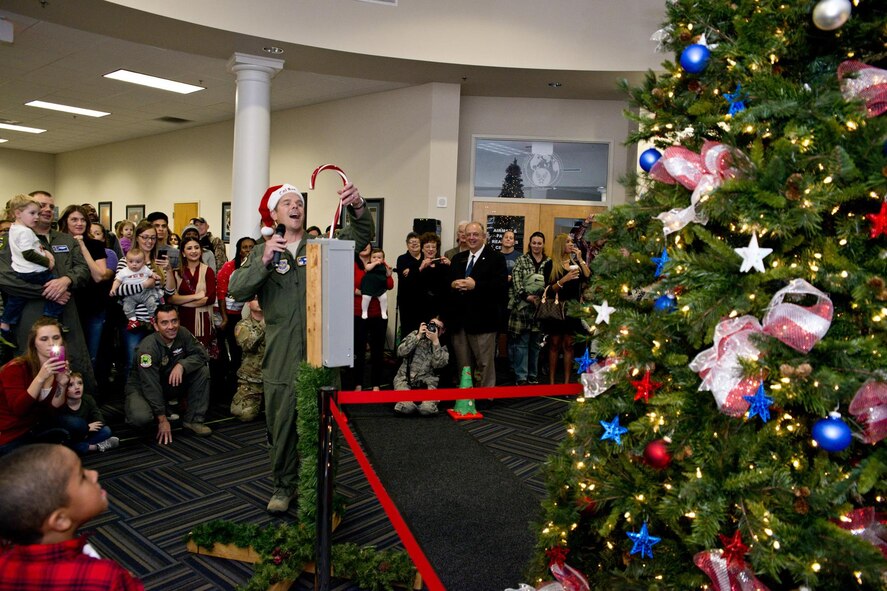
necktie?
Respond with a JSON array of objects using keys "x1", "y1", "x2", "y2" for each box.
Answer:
[{"x1": 465, "y1": 254, "x2": 475, "y2": 277}]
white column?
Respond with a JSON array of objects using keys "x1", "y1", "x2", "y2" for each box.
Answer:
[{"x1": 227, "y1": 52, "x2": 284, "y2": 245}]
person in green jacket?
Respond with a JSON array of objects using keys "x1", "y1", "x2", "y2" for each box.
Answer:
[
  {"x1": 0, "y1": 191, "x2": 96, "y2": 393},
  {"x1": 228, "y1": 182, "x2": 373, "y2": 514}
]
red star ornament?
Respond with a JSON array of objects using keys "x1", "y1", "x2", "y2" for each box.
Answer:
[
  {"x1": 631, "y1": 370, "x2": 662, "y2": 402},
  {"x1": 867, "y1": 201, "x2": 887, "y2": 239},
  {"x1": 719, "y1": 530, "x2": 749, "y2": 567}
]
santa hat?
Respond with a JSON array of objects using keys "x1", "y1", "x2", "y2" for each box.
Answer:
[{"x1": 258, "y1": 184, "x2": 304, "y2": 229}]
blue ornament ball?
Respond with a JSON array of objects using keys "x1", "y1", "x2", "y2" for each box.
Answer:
[
  {"x1": 680, "y1": 44, "x2": 711, "y2": 74},
  {"x1": 639, "y1": 148, "x2": 662, "y2": 173},
  {"x1": 653, "y1": 293, "x2": 676, "y2": 312},
  {"x1": 812, "y1": 415, "x2": 852, "y2": 452}
]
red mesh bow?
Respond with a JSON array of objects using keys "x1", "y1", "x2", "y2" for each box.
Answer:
[
  {"x1": 849, "y1": 380, "x2": 887, "y2": 444},
  {"x1": 545, "y1": 547, "x2": 589, "y2": 591},
  {"x1": 694, "y1": 549, "x2": 770, "y2": 591},
  {"x1": 832, "y1": 507, "x2": 887, "y2": 558},
  {"x1": 838, "y1": 61, "x2": 887, "y2": 118},
  {"x1": 650, "y1": 141, "x2": 751, "y2": 234}
]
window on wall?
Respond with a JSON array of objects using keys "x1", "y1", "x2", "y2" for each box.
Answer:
[{"x1": 473, "y1": 137, "x2": 609, "y2": 202}]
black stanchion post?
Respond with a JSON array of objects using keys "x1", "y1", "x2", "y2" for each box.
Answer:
[{"x1": 315, "y1": 386, "x2": 337, "y2": 591}]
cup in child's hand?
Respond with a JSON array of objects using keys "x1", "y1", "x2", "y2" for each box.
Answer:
[{"x1": 50, "y1": 345, "x2": 66, "y2": 362}]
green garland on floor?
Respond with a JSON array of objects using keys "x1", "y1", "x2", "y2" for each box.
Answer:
[
  {"x1": 187, "y1": 363, "x2": 416, "y2": 591},
  {"x1": 189, "y1": 520, "x2": 416, "y2": 591}
]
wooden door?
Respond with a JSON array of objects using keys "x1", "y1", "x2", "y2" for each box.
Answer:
[
  {"x1": 173, "y1": 202, "x2": 199, "y2": 237},
  {"x1": 472, "y1": 200, "x2": 607, "y2": 256}
]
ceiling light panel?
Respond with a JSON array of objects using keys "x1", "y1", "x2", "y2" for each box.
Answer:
[
  {"x1": 0, "y1": 122, "x2": 47, "y2": 134},
  {"x1": 103, "y1": 70, "x2": 205, "y2": 94},
  {"x1": 26, "y1": 100, "x2": 110, "y2": 117}
]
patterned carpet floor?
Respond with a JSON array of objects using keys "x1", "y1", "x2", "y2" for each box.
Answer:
[{"x1": 81, "y1": 388, "x2": 570, "y2": 591}]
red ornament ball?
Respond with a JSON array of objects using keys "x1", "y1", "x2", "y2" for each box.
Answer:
[{"x1": 643, "y1": 439, "x2": 672, "y2": 469}]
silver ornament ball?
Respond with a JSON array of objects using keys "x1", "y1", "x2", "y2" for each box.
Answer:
[{"x1": 812, "y1": 0, "x2": 852, "y2": 31}]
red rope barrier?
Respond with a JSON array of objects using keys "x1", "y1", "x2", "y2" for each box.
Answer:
[
  {"x1": 338, "y1": 382, "x2": 582, "y2": 405},
  {"x1": 330, "y1": 400, "x2": 446, "y2": 591}
]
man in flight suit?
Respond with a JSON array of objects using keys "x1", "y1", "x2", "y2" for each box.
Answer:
[
  {"x1": 124, "y1": 304, "x2": 211, "y2": 444},
  {"x1": 229, "y1": 182, "x2": 372, "y2": 514}
]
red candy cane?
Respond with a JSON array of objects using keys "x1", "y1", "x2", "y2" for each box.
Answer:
[{"x1": 309, "y1": 164, "x2": 350, "y2": 238}]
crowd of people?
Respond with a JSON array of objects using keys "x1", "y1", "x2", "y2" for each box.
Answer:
[
  {"x1": 0, "y1": 181, "x2": 601, "y2": 589},
  {"x1": 0, "y1": 185, "x2": 597, "y2": 509},
  {"x1": 389, "y1": 217, "x2": 597, "y2": 407}
]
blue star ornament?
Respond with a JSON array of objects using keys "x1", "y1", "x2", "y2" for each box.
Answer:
[
  {"x1": 724, "y1": 83, "x2": 747, "y2": 116},
  {"x1": 627, "y1": 522, "x2": 661, "y2": 559},
  {"x1": 652, "y1": 247, "x2": 670, "y2": 278},
  {"x1": 576, "y1": 348, "x2": 596, "y2": 374},
  {"x1": 600, "y1": 416, "x2": 629, "y2": 445},
  {"x1": 743, "y1": 381, "x2": 773, "y2": 423}
]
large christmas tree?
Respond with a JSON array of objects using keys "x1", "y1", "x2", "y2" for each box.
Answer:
[{"x1": 531, "y1": 0, "x2": 887, "y2": 589}]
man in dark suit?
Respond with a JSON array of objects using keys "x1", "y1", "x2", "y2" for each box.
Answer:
[{"x1": 447, "y1": 222, "x2": 508, "y2": 388}]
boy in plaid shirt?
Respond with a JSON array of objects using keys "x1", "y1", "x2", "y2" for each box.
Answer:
[{"x1": 0, "y1": 444, "x2": 143, "y2": 590}]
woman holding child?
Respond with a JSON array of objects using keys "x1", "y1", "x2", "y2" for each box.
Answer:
[
  {"x1": 114, "y1": 220, "x2": 174, "y2": 379},
  {"x1": 0, "y1": 318, "x2": 71, "y2": 455},
  {"x1": 348, "y1": 242, "x2": 393, "y2": 391}
]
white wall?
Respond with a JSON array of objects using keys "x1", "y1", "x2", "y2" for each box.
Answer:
[
  {"x1": 267, "y1": 82, "x2": 460, "y2": 252},
  {"x1": 0, "y1": 149, "x2": 55, "y2": 199},
  {"x1": 48, "y1": 83, "x2": 460, "y2": 259},
  {"x1": 56, "y1": 122, "x2": 234, "y2": 235},
  {"x1": 456, "y1": 96, "x2": 637, "y2": 228}
]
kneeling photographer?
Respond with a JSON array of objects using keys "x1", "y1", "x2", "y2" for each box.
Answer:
[{"x1": 393, "y1": 317, "x2": 449, "y2": 416}]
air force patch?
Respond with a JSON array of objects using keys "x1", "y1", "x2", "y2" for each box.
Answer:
[
  {"x1": 275, "y1": 258, "x2": 291, "y2": 274},
  {"x1": 139, "y1": 354, "x2": 152, "y2": 368}
]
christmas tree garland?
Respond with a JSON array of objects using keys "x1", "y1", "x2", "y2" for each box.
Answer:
[{"x1": 188, "y1": 363, "x2": 417, "y2": 590}]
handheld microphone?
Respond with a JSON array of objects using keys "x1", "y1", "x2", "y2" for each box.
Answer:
[{"x1": 271, "y1": 223, "x2": 286, "y2": 266}]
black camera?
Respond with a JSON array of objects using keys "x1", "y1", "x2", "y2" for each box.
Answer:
[{"x1": 425, "y1": 321, "x2": 437, "y2": 334}]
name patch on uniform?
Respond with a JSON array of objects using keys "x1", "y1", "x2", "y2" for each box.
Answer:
[
  {"x1": 139, "y1": 354, "x2": 152, "y2": 368},
  {"x1": 275, "y1": 259, "x2": 291, "y2": 274},
  {"x1": 51, "y1": 245, "x2": 70, "y2": 253},
  {"x1": 296, "y1": 256, "x2": 308, "y2": 267}
]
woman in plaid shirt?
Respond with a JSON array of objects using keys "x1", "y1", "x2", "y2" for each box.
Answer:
[{"x1": 507, "y1": 232, "x2": 549, "y2": 385}]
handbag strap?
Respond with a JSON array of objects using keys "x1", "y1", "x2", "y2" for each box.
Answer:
[{"x1": 540, "y1": 284, "x2": 560, "y2": 305}]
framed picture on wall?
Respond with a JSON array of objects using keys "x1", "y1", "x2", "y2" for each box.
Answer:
[
  {"x1": 366, "y1": 198, "x2": 384, "y2": 248},
  {"x1": 343, "y1": 198, "x2": 384, "y2": 248},
  {"x1": 221, "y1": 202, "x2": 231, "y2": 243},
  {"x1": 98, "y1": 202, "x2": 112, "y2": 230},
  {"x1": 126, "y1": 205, "x2": 145, "y2": 223}
]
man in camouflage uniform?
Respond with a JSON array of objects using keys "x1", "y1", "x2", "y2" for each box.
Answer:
[
  {"x1": 228, "y1": 182, "x2": 372, "y2": 514},
  {"x1": 393, "y1": 317, "x2": 448, "y2": 416},
  {"x1": 230, "y1": 299, "x2": 265, "y2": 422}
]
